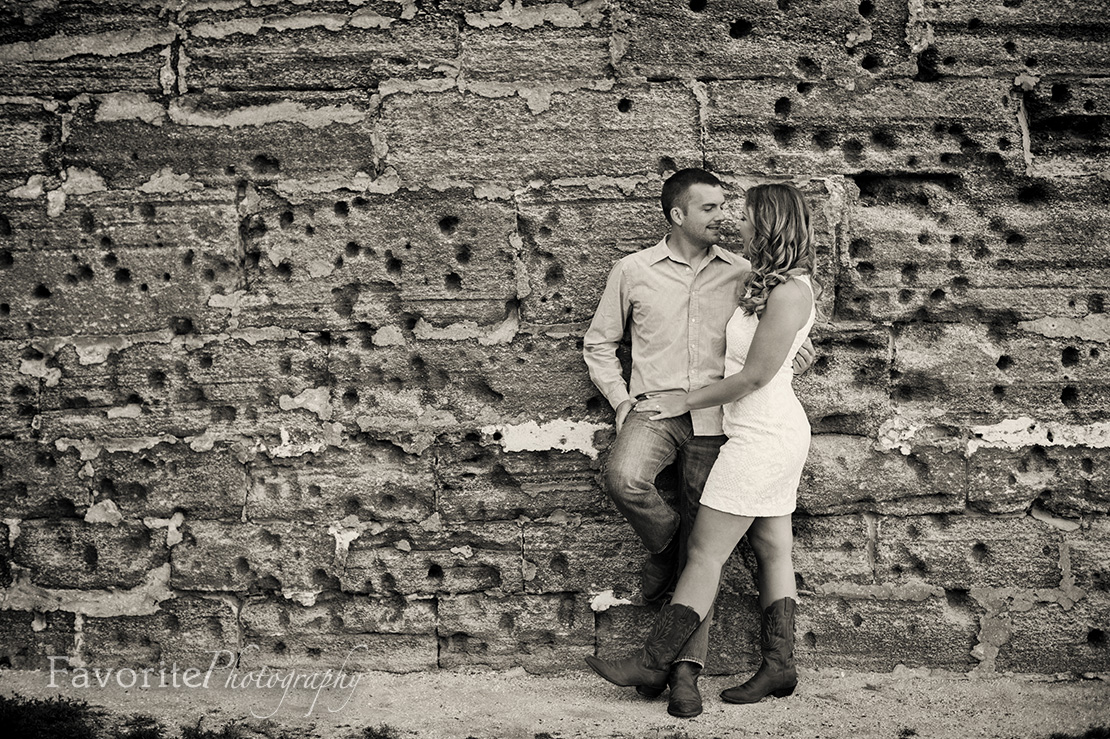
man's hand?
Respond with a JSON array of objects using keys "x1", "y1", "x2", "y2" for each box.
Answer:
[
  {"x1": 792, "y1": 337, "x2": 816, "y2": 375},
  {"x1": 615, "y1": 399, "x2": 633, "y2": 433}
]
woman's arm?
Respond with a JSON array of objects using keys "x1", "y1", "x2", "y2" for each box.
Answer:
[{"x1": 637, "y1": 279, "x2": 813, "y2": 419}]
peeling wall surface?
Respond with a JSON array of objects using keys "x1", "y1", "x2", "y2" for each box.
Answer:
[{"x1": 0, "y1": 0, "x2": 1108, "y2": 678}]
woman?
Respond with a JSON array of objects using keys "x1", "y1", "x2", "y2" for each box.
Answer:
[{"x1": 585, "y1": 182, "x2": 818, "y2": 707}]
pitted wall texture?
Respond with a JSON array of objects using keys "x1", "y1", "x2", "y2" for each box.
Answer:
[{"x1": 0, "y1": 0, "x2": 1107, "y2": 677}]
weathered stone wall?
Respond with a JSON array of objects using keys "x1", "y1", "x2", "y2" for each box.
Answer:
[{"x1": 0, "y1": 0, "x2": 1107, "y2": 677}]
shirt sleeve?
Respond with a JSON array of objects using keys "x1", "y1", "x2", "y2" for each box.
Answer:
[{"x1": 582, "y1": 260, "x2": 632, "y2": 411}]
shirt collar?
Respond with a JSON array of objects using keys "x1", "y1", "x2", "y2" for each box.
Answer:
[{"x1": 647, "y1": 237, "x2": 738, "y2": 266}]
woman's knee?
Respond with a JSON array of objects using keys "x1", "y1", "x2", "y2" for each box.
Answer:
[
  {"x1": 748, "y1": 526, "x2": 794, "y2": 561},
  {"x1": 686, "y1": 536, "x2": 731, "y2": 573}
]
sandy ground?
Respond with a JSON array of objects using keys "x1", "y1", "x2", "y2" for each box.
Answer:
[{"x1": 2, "y1": 666, "x2": 1108, "y2": 738}]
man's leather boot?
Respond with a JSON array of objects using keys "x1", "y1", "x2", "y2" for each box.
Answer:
[
  {"x1": 640, "y1": 537, "x2": 679, "y2": 603},
  {"x1": 667, "y1": 661, "x2": 703, "y2": 718}
]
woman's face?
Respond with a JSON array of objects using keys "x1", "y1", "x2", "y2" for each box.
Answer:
[{"x1": 737, "y1": 201, "x2": 756, "y2": 256}]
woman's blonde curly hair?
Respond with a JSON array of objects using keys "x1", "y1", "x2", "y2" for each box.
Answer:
[{"x1": 738, "y1": 183, "x2": 821, "y2": 317}]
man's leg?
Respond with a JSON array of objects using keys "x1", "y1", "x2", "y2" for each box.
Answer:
[
  {"x1": 601, "y1": 411, "x2": 690, "y2": 700},
  {"x1": 601, "y1": 411, "x2": 692, "y2": 557},
  {"x1": 662, "y1": 434, "x2": 727, "y2": 717},
  {"x1": 672, "y1": 434, "x2": 727, "y2": 667}
]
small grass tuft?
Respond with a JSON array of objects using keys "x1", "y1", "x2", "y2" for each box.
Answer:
[
  {"x1": 1049, "y1": 729, "x2": 1110, "y2": 739},
  {"x1": 361, "y1": 724, "x2": 403, "y2": 739},
  {"x1": 0, "y1": 693, "x2": 105, "y2": 739}
]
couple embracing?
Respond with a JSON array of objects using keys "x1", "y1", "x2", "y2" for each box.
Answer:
[{"x1": 582, "y1": 169, "x2": 819, "y2": 718}]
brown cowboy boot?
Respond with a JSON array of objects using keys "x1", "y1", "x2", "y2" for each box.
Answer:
[
  {"x1": 720, "y1": 597, "x2": 797, "y2": 704},
  {"x1": 667, "y1": 661, "x2": 703, "y2": 718},
  {"x1": 585, "y1": 603, "x2": 701, "y2": 691}
]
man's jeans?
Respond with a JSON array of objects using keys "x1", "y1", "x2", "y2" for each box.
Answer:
[{"x1": 601, "y1": 409, "x2": 727, "y2": 667}]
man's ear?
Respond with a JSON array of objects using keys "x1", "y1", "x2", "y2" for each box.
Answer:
[{"x1": 669, "y1": 206, "x2": 685, "y2": 226}]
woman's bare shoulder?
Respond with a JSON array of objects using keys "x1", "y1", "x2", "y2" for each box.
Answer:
[{"x1": 767, "y1": 276, "x2": 812, "y2": 309}]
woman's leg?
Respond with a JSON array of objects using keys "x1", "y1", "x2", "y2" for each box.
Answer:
[
  {"x1": 720, "y1": 514, "x2": 799, "y2": 704},
  {"x1": 670, "y1": 505, "x2": 754, "y2": 620},
  {"x1": 746, "y1": 515, "x2": 797, "y2": 609}
]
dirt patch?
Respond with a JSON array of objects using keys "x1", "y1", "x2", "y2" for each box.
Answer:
[{"x1": 1, "y1": 667, "x2": 1107, "y2": 738}]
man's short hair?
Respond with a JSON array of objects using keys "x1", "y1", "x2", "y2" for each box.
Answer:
[{"x1": 661, "y1": 168, "x2": 724, "y2": 224}]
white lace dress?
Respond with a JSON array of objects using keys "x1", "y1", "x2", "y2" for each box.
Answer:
[{"x1": 700, "y1": 276, "x2": 816, "y2": 517}]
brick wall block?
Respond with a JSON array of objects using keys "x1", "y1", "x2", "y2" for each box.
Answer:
[
  {"x1": 438, "y1": 592, "x2": 594, "y2": 672},
  {"x1": 171, "y1": 520, "x2": 336, "y2": 593},
  {"x1": 876, "y1": 514, "x2": 1062, "y2": 590},
  {"x1": 461, "y1": 25, "x2": 611, "y2": 83},
  {"x1": 523, "y1": 521, "x2": 642, "y2": 594},
  {"x1": 0, "y1": 609, "x2": 75, "y2": 669},
  {"x1": 618, "y1": 0, "x2": 914, "y2": 81},
  {"x1": 0, "y1": 1, "x2": 170, "y2": 95},
  {"x1": 800, "y1": 435, "x2": 965, "y2": 515},
  {"x1": 378, "y1": 85, "x2": 700, "y2": 186},
  {"x1": 0, "y1": 104, "x2": 61, "y2": 185},
  {"x1": 81, "y1": 595, "x2": 239, "y2": 667},
  {"x1": 1026, "y1": 80, "x2": 1110, "y2": 175},
  {"x1": 67, "y1": 91, "x2": 378, "y2": 190},
  {"x1": 248, "y1": 445, "x2": 436, "y2": 523},
  {"x1": 238, "y1": 631, "x2": 439, "y2": 673},
  {"x1": 241, "y1": 593, "x2": 437, "y2": 637},
  {"x1": 840, "y1": 174, "x2": 1110, "y2": 322},
  {"x1": 13, "y1": 519, "x2": 167, "y2": 589},
  {"x1": 88, "y1": 445, "x2": 248, "y2": 520},
  {"x1": 517, "y1": 193, "x2": 662, "y2": 325},
  {"x1": 970, "y1": 446, "x2": 1110, "y2": 516},
  {"x1": 792, "y1": 514, "x2": 873, "y2": 588},
  {"x1": 892, "y1": 322, "x2": 1110, "y2": 424},
  {"x1": 241, "y1": 189, "x2": 518, "y2": 330},
  {"x1": 795, "y1": 327, "x2": 891, "y2": 436},
  {"x1": 1067, "y1": 521, "x2": 1110, "y2": 594},
  {"x1": 797, "y1": 593, "x2": 979, "y2": 671},
  {"x1": 435, "y1": 442, "x2": 609, "y2": 523},
  {"x1": 341, "y1": 522, "x2": 523, "y2": 595},
  {"x1": 184, "y1": 4, "x2": 458, "y2": 91},
  {"x1": 928, "y1": 3, "x2": 1110, "y2": 78},
  {"x1": 995, "y1": 595, "x2": 1110, "y2": 674},
  {"x1": 706, "y1": 79, "x2": 1022, "y2": 176},
  {"x1": 0, "y1": 440, "x2": 88, "y2": 519}
]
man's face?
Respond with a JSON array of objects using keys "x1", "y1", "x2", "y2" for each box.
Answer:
[{"x1": 673, "y1": 184, "x2": 726, "y2": 246}]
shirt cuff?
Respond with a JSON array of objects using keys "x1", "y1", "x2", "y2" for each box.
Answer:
[{"x1": 606, "y1": 385, "x2": 631, "y2": 412}]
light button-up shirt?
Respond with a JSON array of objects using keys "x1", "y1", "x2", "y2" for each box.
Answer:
[{"x1": 583, "y1": 237, "x2": 749, "y2": 436}]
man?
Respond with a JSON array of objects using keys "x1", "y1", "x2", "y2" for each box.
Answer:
[{"x1": 582, "y1": 168, "x2": 813, "y2": 718}]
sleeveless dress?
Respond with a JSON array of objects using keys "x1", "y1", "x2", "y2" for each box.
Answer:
[{"x1": 699, "y1": 275, "x2": 816, "y2": 517}]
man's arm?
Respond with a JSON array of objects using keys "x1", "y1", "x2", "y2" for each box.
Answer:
[{"x1": 583, "y1": 262, "x2": 632, "y2": 429}]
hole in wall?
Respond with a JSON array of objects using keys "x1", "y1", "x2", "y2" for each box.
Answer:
[
  {"x1": 1061, "y1": 385, "x2": 1079, "y2": 407},
  {"x1": 439, "y1": 216, "x2": 459, "y2": 236},
  {"x1": 796, "y1": 56, "x2": 821, "y2": 78},
  {"x1": 729, "y1": 19, "x2": 753, "y2": 38}
]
